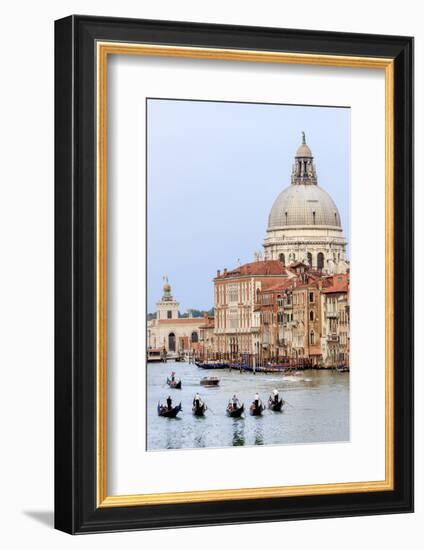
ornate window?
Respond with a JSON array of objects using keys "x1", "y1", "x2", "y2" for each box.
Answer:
[
  {"x1": 191, "y1": 331, "x2": 198, "y2": 343},
  {"x1": 317, "y1": 252, "x2": 324, "y2": 270},
  {"x1": 309, "y1": 310, "x2": 314, "y2": 321},
  {"x1": 279, "y1": 253, "x2": 285, "y2": 264},
  {"x1": 310, "y1": 330, "x2": 315, "y2": 345},
  {"x1": 167, "y1": 310, "x2": 172, "y2": 319}
]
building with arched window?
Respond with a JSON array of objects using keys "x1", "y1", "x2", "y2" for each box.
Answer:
[
  {"x1": 147, "y1": 280, "x2": 209, "y2": 358},
  {"x1": 263, "y1": 133, "x2": 348, "y2": 274}
]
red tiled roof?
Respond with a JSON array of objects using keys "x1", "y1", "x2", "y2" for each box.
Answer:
[
  {"x1": 216, "y1": 260, "x2": 288, "y2": 279},
  {"x1": 261, "y1": 279, "x2": 293, "y2": 293},
  {"x1": 321, "y1": 273, "x2": 349, "y2": 293}
]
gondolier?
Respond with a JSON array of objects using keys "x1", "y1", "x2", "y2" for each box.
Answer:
[
  {"x1": 226, "y1": 395, "x2": 244, "y2": 417},
  {"x1": 193, "y1": 393, "x2": 201, "y2": 408},
  {"x1": 250, "y1": 393, "x2": 265, "y2": 415},
  {"x1": 166, "y1": 395, "x2": 172, "y2": 410},
  {"x1": 167, "y1": 374, "x2": 182, "y2": 389},
  {"x1": 268, "y1": 389, "x2": 284, "y2": 412},
  {"x1": 254, "y1": 392, "x2": 260, "y2": 409},
  {"x1": 192, "y1": 393, "x2": 207, "y2": 416}
]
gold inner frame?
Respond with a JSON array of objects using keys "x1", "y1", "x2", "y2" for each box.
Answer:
[{"x1": 96, "y1": 42, "x2": 395, "y2": 508}]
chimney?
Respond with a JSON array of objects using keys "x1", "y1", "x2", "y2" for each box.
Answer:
[
  {"x1": 217, "y1": 269, "x2": 221, "y2": 277},
  {"x1": 224, "y1": 268, "x2": 227, "y2": 275}
]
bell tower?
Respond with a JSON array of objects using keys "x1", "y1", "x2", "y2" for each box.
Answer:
[{"x1": 156, "y1": 277, "x2": 179, "y2": 320}]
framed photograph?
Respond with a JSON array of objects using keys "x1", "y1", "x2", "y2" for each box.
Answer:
[{"x1": 54, "y1": 15, "x2": 413, "y2": 533}]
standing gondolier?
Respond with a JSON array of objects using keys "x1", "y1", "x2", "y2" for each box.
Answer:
[
  {"x1": 193, "y1": 393, "x2": 201, "y2": 408},
  {"x1": 254, "y1": 392, "x2": 260, "y2": 409},
  {"x1": 166, "y1": 395, "x2": 172, "y2": 410}
]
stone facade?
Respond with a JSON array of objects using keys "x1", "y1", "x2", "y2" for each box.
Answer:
[
  {"x1": 213, "y1": 260, "x2": 295, "y2": 360},
  {"x1": 147, "y1": 280, "x2": 207, "y2": 357},
  {"x1": 320, "y1": 273, "x2": 350, "y2": 367}
]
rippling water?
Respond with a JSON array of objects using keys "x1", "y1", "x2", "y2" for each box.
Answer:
[{"x1": 147, "y1": 361, "x2": 349, "y2": 451}]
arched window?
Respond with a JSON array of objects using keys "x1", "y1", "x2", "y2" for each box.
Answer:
[
  {"x1": 191, "y1": 331, "x2": 198, "y2": 343},
  {"x1": 279, "y1": 253, "x2": 285, "y2": 265},
  {"x1": 310, "y1": 330, "x2": 315, "y2": 345},
  {"x1": 307, "y1": 252, "x2": 313, "y2": 267},
  {"x1": 309, "y1": 310, "x2": 314, "y2": 321},
  {"x1": 317, "y1": 252, "x2": 324, "y2": 270},
  {"x1": 168, "y1": 332, "x2": 176, "y2": 352}
]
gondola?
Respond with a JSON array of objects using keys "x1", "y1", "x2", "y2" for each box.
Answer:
[
  {"x1": 200, "y1": 376, "x2": 220, "y2": 387},
  {"x1": 157, "y1": 402, "x2": 182, "y2": 418},
  {"x1": 167, "y1": 377, "x2": 182, "y2": 389},
  {"x1": 192, "y1": 400, "x2": 207, "y2": 416},
  {"x1": 336, "y1": 364, "x2": 349, "y2": 373},
  {"x1": 195, "y1": 360, "x2": 229, "y2": 369},
  {"x1": 268, "y1": 396, "x2": 284, "y2": 412},
  {"x1": 250, "y1": 401, "x2": 265, "y2": 416},
  {"x1": 226, "y1": 403, "x2": 244, "y2": 418}
]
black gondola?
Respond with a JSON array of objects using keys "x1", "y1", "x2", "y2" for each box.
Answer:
[
  {"x1": 192, "y1": 400, "x2": 207, "y2": 416},
  {"x1": 250, "y1": 401, "x2": 265, "y2": 416},
  {"x1": 167, "y1": 377, "x2": 182, "y2": 389},
  {"x1": 268, "y1": 396, "x2": 284, "y2": 412},
  {"x1": 157, "y1": 401, "x2": 182, "y2": 418},
  {"x1": 226, "y1": 403, "x2": 244, "y2": 417}
]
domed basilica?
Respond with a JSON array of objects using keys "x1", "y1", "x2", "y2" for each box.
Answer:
[{"x1": 263, "y1": 133, "x2": 348, "y2": 274}]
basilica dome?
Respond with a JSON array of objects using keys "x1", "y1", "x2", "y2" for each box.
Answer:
[
  {"x1": 263, "y1": 132, "x2": 347, "y2": 273},
  {"x1": 267, "y1": 184, "x2": 342, "y2": 229}
]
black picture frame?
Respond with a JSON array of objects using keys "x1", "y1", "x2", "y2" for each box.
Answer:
[{"x1": 55, "y1": 15, "x2": 414, "y2": 534}]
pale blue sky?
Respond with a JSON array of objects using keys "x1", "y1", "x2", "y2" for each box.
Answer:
[{"x1": 147, "y1": 99, "x2": 350, "y2": 312}]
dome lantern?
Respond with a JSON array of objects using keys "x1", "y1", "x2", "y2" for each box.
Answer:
[{"x1": 291, "y1": 132, "x2": 317, "y2": 186}]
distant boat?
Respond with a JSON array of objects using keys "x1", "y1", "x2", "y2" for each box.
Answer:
[
  {"x1": 195, "y1": 360, "x2": 228, "y2": 369},
  {"x1": 234, "y1": 363, "x2": 292, "y2": 374},
  {"x1": 226, "y1": 403, "x2": 244, "y2": 418},
  {"x1": 157, "y1": 402, "x2": 182, "y2": 418},
  {"x1": 192, "y1": 400, "x2": 207, "y2": 416},
  {"x1": 250, "y1": 400, "x2": 265, "y2": 416},
  {"x1": 268, "y1": 396, "x2": 284, "y2": 412},
  {"x1": 200, "y1": 376, "x2": 220, "y2": 387},
  {"x1": 336, "y1": 364, "x2": 349, "y2": 373},
  {"x1": 167, "y1": 377, "x2": 182, "y2": 389}
]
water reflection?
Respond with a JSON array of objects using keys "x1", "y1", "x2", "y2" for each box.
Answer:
[
  {"x1": 232, "y1": 419, "x2": 245, "y2": 446},
  {"x1": 253, "y1": 418, "x2": 264, "y2": 446}
]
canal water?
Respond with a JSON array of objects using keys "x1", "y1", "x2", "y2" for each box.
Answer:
[{"x1": 147, "y1": 361, "x2": 349, "y2": 451}]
